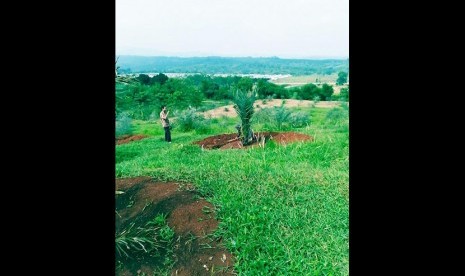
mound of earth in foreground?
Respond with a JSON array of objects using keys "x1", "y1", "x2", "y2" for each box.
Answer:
[{"x1": 116, "y1": 177, "x2": 234, "y2": 275}]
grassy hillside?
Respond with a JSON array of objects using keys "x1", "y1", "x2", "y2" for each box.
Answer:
[{"x1": 116, "y1": 103, "x2": 349, "y2": 275}]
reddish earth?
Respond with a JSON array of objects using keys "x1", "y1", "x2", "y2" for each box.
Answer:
[
  {"x1": 193, "y1": 132, "x2": 313, "y2": 150},
  {"x1": 116, "y1": 135, "x2": 149, "y2": 145},
  {"x1": 116, "y1": 177, "x2": 234, "y2": 276}
]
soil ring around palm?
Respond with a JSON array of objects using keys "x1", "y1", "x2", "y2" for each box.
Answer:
[
  {"x1": 193, "y1": 131, "x2": 313, "y2": 150},
  {"x1": 116, "y1": 177, "x2": 234, "y2": 276}
]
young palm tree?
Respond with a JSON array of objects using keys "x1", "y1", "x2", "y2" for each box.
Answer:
[{"x1": 232, "y1": 86, "x2": 257, "y2": 145}]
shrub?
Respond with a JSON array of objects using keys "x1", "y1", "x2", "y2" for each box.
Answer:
[
  {"x1": 174, "y1": 107, "x2": 210, "y2": 132},
  {"x1": 116, "y1": 112, "x2": 133, "y2": 137},
  {"x1": 325, "y1": 107, "x2": 348, "y2": 121},
  {"x1": 336, "y1": 71, "x2": 348, "y2": 85},
  {"x1": 289, "y1": 112, "x2": 310, "y2": 128},
  {"x1": 320, "y1": 83, "x2": 334, "y2": 100},
  {"x1": 273, "y1": 104, "x2": 292, "y2": 130},
  {"x1": 253, "y1": 104, "x2": 308, "y2": 130},
  {"x1": 253, "y1": 107, "x2": 273, "y2": 125},
  {"x1": 149, "y1": 110, "x2": 159, "y2": 122},
  {"x1": 339, "y1": 87, "x2": 349, "y2": 101},
  {"x1": 291, "y1": 91, "x2": 300, "y2": 100},
  {"x1": 339, "y1": 101, "x2": 349, "y2": 111}
]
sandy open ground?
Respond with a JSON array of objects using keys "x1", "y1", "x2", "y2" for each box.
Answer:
[{"x1": 202, "y1": 99, "x2": 343, "y2": 118}]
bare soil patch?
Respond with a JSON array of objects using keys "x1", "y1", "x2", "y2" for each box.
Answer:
[
  {"x1": 202, "y1": 99, "x2": 341, "y2": 118},
  {"x1": 116, "y1": 135, "x2": 149, "y2": 145},
  {"x1": 116, "y1": 177, "x2": 234, "y2": 275}
]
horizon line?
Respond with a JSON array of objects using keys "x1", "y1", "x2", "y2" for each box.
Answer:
[{"x1": 115, "y1": 54, "x2": 349, "y2": 60}]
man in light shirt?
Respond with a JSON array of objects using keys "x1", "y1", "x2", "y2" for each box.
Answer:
[{"x1": 159, "y1": 105, "x2": 171, "y2": 143}]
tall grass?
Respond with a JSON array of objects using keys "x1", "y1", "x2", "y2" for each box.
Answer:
[
  {"x1": 116, "y1": 214, "x2": 174, "y2": 261},
  {"x1": 116, "y1": 105, "x2": 349, "y2": 275}
]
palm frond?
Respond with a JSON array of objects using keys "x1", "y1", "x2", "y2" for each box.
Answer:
[{"x1": 232, "y1": 87, "x2": 257, "y2": 145}]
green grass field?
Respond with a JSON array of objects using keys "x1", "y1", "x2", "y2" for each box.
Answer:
[{"x1": 116, "y1": 104, "x2": 349, "y2": 275}]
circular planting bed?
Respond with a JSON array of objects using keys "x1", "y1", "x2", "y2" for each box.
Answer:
[{"x1": 193, "y1": 132, "x2": 313, "y2": 150}]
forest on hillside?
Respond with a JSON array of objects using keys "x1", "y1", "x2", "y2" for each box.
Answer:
[{"x1": 117, "y1": 56, "x2": 349, "y2": 75}]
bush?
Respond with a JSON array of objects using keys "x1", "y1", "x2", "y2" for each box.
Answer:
[
  {"x1": 273, "y1": 104, "x2": 291, "y2": 130},
  {"x1": 116, "y1": 112, "x2": 133, "y2": 137},
  {"x1": 175, "y1": 107, "x2": 210, "y2": 132},
  {"x1": 299, "y1": 83, "x2": 320, "y2": 100},
  {"x1": 340, "y1": 101, "x2": 349, "y2": 110},
  {"x1": 339, "y1": 87, "x2": 349, "y2": 101},
  {"x1": 291, "y1": 91, "x2": 300, "y2": 100},
  {"x1": 325, "y1": 107, "x2": 348, "y2": 121},
  {"x1": 320, "y1": 83, "x2": 334, "y2": 100},
  {"x1": 253, "y1": 107, "x2": 273, "y2": 125},
  {"x1": 289, "y1": 112, "x2": 310, "y2": 128},
  {"x1": 253, "y1": 104, "x2": 309, "y2": 130},
  {"x1": 149, "y1": 110, "x2": 159, "y2": 122},
  {"x1": 336, "y1": 71, "x2": 348, "y2": 85},
  {"x1": 194, "y1": 123, "x2": 211, "y2": 134}
]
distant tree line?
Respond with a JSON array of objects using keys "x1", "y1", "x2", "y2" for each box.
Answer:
[{"x1": 117, "y1": 56, "x2": 349, "y2": 75}]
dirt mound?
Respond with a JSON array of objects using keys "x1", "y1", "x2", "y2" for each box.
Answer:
[
  {"x1": 116, "y1": 135, "x2": 149, "y2": 145},
  {"x1": 193, "y1": 132, "x2": 313, "y2": 150},
  {"x1": 116, "y1": 177, "x2": 234, "y2": 276}
]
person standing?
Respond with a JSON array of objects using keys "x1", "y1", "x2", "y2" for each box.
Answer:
[{"x1": 160, "y1": 105, "x2": 171, "y2": 142}]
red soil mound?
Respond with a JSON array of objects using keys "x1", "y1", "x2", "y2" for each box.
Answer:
[
  {"x1": 116, "y1": 135, "x2": 149, "y2": 145},
  {"x1": 116, "y1": 177, "x2": 234, "y2": 275},
  {"x1": 193, "y1": 131, "x2": 313, "y2": 150}
]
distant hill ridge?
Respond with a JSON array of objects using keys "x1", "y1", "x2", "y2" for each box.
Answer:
[{"x1": 117, "y1": 56, "x2": 349, "y2": 75}]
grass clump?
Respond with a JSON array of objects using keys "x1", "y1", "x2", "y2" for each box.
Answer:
[{"x1": 116, "y1": 213, "x2": 175, "y2": 273}]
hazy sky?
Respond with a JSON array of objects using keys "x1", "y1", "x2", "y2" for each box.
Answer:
[{"x1": 116, "y1": 0, "x2": 348, "y2": 58}]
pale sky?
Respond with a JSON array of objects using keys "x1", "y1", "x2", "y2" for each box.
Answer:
[{"x1": 116, "y1": 0, "x2": 348, "y2": 58}]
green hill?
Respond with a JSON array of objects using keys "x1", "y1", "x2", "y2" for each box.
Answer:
[{"x1": 117, "y1": 56, "x2": 349, "y2": 75}]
